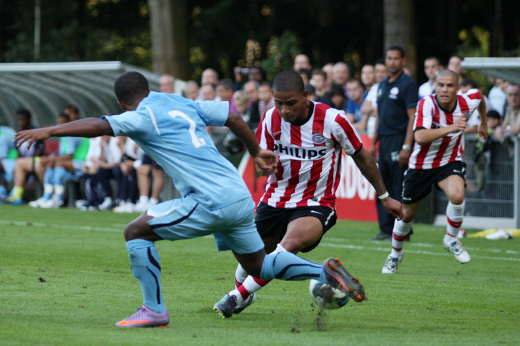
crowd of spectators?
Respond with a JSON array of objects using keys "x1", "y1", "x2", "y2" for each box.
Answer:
[{"x1": 1, "y1": 53, "x2": 518, "y2": 212}]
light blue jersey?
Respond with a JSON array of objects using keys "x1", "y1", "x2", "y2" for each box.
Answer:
[{"x1": 104, "y1": 91, "x2": 251, "y2": 209}]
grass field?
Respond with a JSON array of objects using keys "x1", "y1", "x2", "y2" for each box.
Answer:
[{"x1": 0, "y1": 205, "x2": 519, "y2": 346}]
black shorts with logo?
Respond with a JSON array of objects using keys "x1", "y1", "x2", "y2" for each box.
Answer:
[
  {"x1": 254, "y1": 202, "x2": 337, "y2": 253},
  {"x1": 401, "y1": 161, "x2": 466, "y2": 204}
]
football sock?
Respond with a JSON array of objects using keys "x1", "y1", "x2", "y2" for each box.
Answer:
[
  {"x1": 126, "y1": 239, "x2": 165, "y2": 314},
  {"x1": 12, "y1": 186, "x2": 24, "y2": 199},
  {"x1": 43, "y1": 168, "x2": 54, "y2": 200},
  {"x1": 445, "y1": 201, "x2": 464, "y2": 242},
  {"x1": 259, "y1": 251, "x2": 324, "y2": 283},
  {"x1": 42, "y1": 184, "x2": 53, "y2": 201},
  {"x1": 234, "y1": 264, "x2": 248, "y2": 288},
  {"x1": 391, "y1": 219, "x2": 413, "y2": 258},
  {"x1": 54, "y1": 185, "x2": 65, "y2": 203},
  {"x1": 234, "y1": 244, "x2": 287, "y2": 300}
]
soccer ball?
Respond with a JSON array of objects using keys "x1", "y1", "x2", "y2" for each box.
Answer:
[{"x1": 309, "y1": 279, "x2": 349, "y2": 309}]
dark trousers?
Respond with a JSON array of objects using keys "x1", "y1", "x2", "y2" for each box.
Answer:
[{"x1": 376, "y1": 134, "x2": 407, "y2": 235}]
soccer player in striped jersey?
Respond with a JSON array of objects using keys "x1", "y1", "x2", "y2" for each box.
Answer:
[
  {"x1": 215, "y1": 71, "x2": 403, "y2": 317},
  {"x1": 382, "y1": 69, "x2": 488, "y2": 274},
  {"x1": 15, "y1": 71, "x2": 370, "y2": 328}
]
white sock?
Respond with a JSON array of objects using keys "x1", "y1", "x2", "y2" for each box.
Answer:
[
  {"x1": 138, "y1": 195, "x2": 149, "y2": 204},
  {"x1": 149, "y1": 197, "x2": 159, "y2": 205},
  {"x1": 444, "y1": 201, "x2": 464, "y2": 242},
  {"x1": 234, "y1": 264, "x2": 248, "y2": 289},
  {"x1": 391, "y1": 219, "x2": 413, "y2": 258}
]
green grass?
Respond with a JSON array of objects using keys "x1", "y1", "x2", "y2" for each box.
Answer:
[{"x1": 0, "y1": 205, "x2": 519, "y2": 346}]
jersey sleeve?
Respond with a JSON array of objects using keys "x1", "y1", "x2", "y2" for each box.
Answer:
[
  {"x1": 414, "y1": 97, "x2": 433, "y2": 131},
  {"x1": 102, "y1": 111, "x2": 150, "y2": 137},
  {"x1": 331, "y1": 111, "x2": 363, "y2": 156},
  {"x1": 195, "y1": 100, "x2": 230, "y2": 126},
  {"x1": 255, "y1": 112, "x2": 274, "y2": 151},
  {"x1": 463, "y1": 88, "x2": 482, "y2": 112}
]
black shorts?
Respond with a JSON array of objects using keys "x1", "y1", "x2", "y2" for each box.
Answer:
[
  {"x1": 141, "y1": 154, "x2": 162, "y2": 169},
  {"x1": 401, "y1": 161, "x2": 466, "y2": 204},
  {"x1": 254, "y1": 202, "x2": 337, "y2": 253}
]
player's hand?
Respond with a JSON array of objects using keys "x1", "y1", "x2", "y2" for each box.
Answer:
[
  {"x1": 450, "y1": 117, "x2": 467, "y2": 133},
  {"x1": 254, "y1": 149, "x2": 279, "y2": 175},
  {"x1": 478, "y1": 122, "x2": 488, "y2": 139},
  {"x1": 14, "y1": 128, "x2": 52, "y2": 150},
  {"x1": 381, "y1": 197, "x2": 403, "y2": 221},
  {"x1": 398, "y1": 149, "x2": 411, "y2": 168}
]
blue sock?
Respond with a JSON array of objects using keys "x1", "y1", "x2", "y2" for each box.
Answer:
[
  {"x1": 43, "y1": 168, "x2": 54, "y2": 200},
  {"x1": 126, "y1": 239, "x2": 165, "y2": 313},
  {"x1": 259, "y1": 252, "x2": 326, "y2": 282}
]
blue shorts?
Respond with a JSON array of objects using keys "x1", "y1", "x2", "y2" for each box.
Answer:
[
  {"x1": 0, "y1": 159, "x2": 16, "y2": 183},
  {"x1": 147, "y1": 195, "x2": 264, "y2": 254}
]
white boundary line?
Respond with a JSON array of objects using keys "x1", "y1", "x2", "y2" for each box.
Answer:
[
  {"x1": 320, "y1": 242, "x2": 520, "y2": 262},
  {"x1": 2, "y1": 219, "x2": 518, "y2": 261}
]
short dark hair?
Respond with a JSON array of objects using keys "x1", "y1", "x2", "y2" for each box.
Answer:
[
  {"x1": 425, "y1": 56, "x2": 441, "y2": 65},
  {"x1": 272, "y1": 71, "x2": 304, "y2": 93},
  {"x1": 63, "y1": 104, "x2": 79, "y2": 115},
  {"x1": 57, "y1": 112, "x2": 70, "y2": 122},
  {"x1": 114, "y1": 72, "x2": 149, "y2": 105},
  {"x1": 460, "y1": 78, "x2": 477, "y2": 89},
  {"x1": 217, "y1": 78, "x2": 234, "y2": 91},
  {"x1": 386, "y1": 45, "x2": 405, "y2": 58},
  {"x1": 16, "y1": 108, "x2": 31, "y2": 119},
  {"x1": 347, "y1": 78, "x2": 364, "y2": 90},
  {"x1": 487, "y1": 110, "x2": 500, "y2": 119},
  {"x1": 375, "y1": 58, "x2": 385, "y2": 66}
]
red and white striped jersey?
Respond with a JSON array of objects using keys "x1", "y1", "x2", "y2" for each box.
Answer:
[
  {"x1": 409, "y1": 88, "x2": 481, "y2": 169},
  {"x1": 255, "y1": 101, "x2": 362, "y2": 209}
]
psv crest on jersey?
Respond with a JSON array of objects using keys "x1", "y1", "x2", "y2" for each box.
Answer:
[{"x1": 312, "y1": 132, "x2": 325, "y2": 145}]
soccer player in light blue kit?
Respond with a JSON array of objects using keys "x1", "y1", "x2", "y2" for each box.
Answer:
[{"x1": 15, "y1": 71, "x2": 365, "y2": 328}]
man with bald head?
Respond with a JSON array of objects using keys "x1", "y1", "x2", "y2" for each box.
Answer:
[
  {"x1": 382, "y1": 69, "x2": 487, "y2": 274},
  {"x1": 293, "y1": 54, "x2": 311, "y2": 71}
]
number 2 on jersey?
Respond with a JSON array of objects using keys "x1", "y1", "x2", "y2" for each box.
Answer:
[{"x1": 168, "y1": 110, "x2": 206, "y2": 149}]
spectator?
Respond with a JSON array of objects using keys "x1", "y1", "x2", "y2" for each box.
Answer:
[
  {"x1": 322, "y1": 84, "x2": 347, "y2": 111},
  {"x1": 332, "y1": 62, "x2": 350, "y2": 97},
  {"x1": 135, "y1": 154, "x2": 165, "y2": 212},
  {"x1": 5, "y1": 109, "x2": 45, "y2": 205},
  {"x1": 76, "y1": 136, "x2": 105, "y2": 210},
  {"x1": 293, "y1": 54, "x2": 311, "y2": 71},
  {"x1": 418, "y1": 56, "x2": 443, "y2": 99},
  {"x1": 184, "y1": 80, "x2": 200, "y2": 101},
  {"x1": 201, "y1": 83, "x2": 217, "y2": 101},
  {"x1": 296, "y1": 68, "x2": 311, "y2": 86},
  {"x1": 63, "y1": 104, "x2": 81, "y2": 121},
  {"x1": 113, "y1": 137, "x2": 140, "y2": 213},
  {"x1": 223, "y1": 91, "x2": 250, "y2": 155},
  {"x1": 258, "y1": 82, "x2": 274, "y2": 116},
  {"x1": 448, "y1": 54, "x2": 464, "y2": 84},
  {"x1": 322, "y1": 62, "x2": 334, "y2": 88},
  {"x1": 361, "y1": 64, "x2": 376, "y2": 91},
  {"x1": 243, "y1": 80, "x2": 261, "y2": 130},
  {"x1": 311, "y1": 69, "x2": 329, "y2": 97},
  {"x1": 360, "y1": 59, "x2": 389, "y2": 136},
  {"x1": 369, "y1": 46, "x2": 418, "y2": 241},
  {"x1": 305, "y1": 84, "x2": 318, "y2": 101},
  {"x1": 29, "y1": 112, "x2": 90, "y2": 208},
  {"x1": 247, "y1": 66, "x2": 267, "y2": 84},
  {"x1": 95, "y1": 136, "x2": 123, "y2": 210},
  {"x1": 159, "y1": 74, "x2": 176, "y2": 94},
  {"x1": 494, "y1": 84, "x2": 520, "y2": 142},
  {"x1": 201, "y1": 68, "x2": 219, "y2": 86},
  {"x1": 217, "y1": 78, "x2": 237, "y2": 113},
  {"x1": 346, "y1": 78, "x2": 367, "y2": 130}
]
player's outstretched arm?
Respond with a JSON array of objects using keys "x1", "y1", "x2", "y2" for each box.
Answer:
[
  {"x1": 14, "y1": 118, "x2": 114, "y2": 150},
  {"x1": 352, "y1": 147, "x2": 403, "y2": 220},
  {"x1": 225, "y1": 111, "x2": 278, "y2": 174}
]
